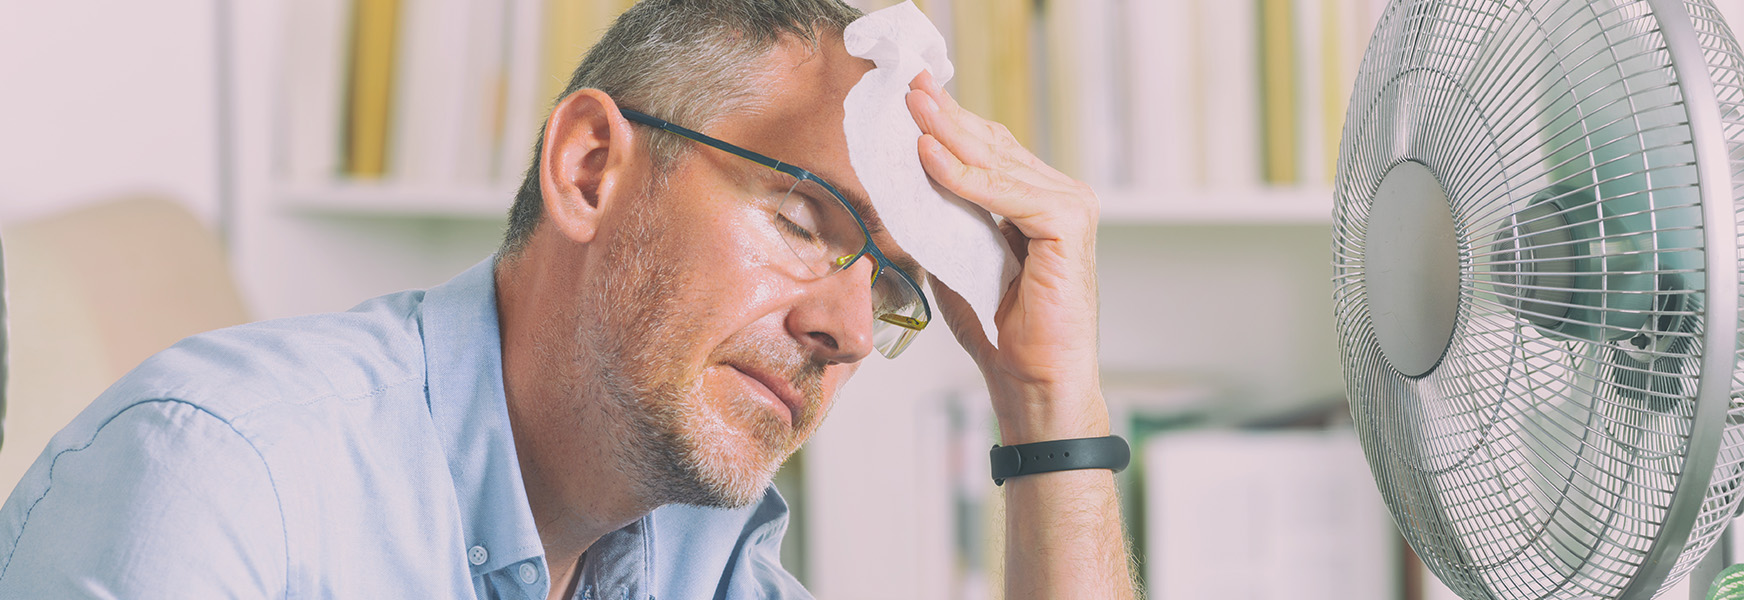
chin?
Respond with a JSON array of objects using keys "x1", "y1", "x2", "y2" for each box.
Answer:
[{"x1": 659, "y1": 384, "x2": 800, "y2": 509}]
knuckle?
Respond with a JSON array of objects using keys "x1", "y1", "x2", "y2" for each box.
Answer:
[{"x1": 1075, "y1": 181, "x2": 1100, "y2": 206}]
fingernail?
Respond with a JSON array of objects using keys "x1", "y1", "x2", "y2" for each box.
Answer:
[{"x1": 922, "y1": 93, "x2": 939, "y2": 113}]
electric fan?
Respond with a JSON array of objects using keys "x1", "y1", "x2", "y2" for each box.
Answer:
[{"x1": 1334, "y1": 0, "x2": 1744, "y2": 598}]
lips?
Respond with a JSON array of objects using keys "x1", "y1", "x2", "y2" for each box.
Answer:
[{"x1": 732, "y1": 364, "x2": 802, "y2": 427}]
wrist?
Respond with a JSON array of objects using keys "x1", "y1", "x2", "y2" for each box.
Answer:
[{"x1": 993, "y1": 387, "x2": 1111, "y2": 445}]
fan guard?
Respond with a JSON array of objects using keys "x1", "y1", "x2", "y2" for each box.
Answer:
[{"x1": 1334, "y1": 0, "x2": 1744, "y2": 598}]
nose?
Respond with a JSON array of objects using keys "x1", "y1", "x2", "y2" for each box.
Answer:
[{"x1": 786, "y1": 256, "x2": 877, "y2": 363}]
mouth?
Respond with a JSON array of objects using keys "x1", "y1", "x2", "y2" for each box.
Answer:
[{"x1": 730, "y1": 364, "x2": 801, "y2": 428}]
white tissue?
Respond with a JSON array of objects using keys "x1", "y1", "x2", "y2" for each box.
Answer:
[{"x1": 842, "y1": 1, "x2": 1020, "y2": 348}]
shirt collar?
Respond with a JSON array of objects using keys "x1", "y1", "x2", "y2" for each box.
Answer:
[{"x1": 420, "y1": 256, "x2": 545, "y2": 578}]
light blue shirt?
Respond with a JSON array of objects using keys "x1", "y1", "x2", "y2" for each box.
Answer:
[{"x1": 0, "y1": 258, "x2": 809, "y2": 599}]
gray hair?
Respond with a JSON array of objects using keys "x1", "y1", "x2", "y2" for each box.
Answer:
[{"x1": 500, "y1": 0, "x2": 864, "y2": 258}]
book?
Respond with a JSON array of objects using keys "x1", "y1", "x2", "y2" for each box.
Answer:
[
  {"x1": 344, "y1": 0, "x2": 404, "y2": 178},
  {"x1": 1324, "y1": 0, "x2": 1392, "y2": 184},
  {"x1": 540, "y1": 0, "x2": 634, "y2": 108},
  {"x1": 988, "y1": 0, "x2": 1036, "y2": 150},
  {"x1": 1043, "y1": 0, "x2": 1123, "y2": 188},
  {"x1": 495, "y1": 0, "x2": 546, "y2": 184},
  {"x1": 459, "y1": 0, "x2": 512, "y2": 185},
  {"x1": 279, "y1": 0, "x2": 352, "y2": 183},
  {"x1": 390, "y1": 0, "x2": 500, "y2": 185},
  {"x1": 949, "y1": 0, "x2": 995, "y2": 129},
  {"x1": 1194, "y1": 0, "x2": 1261, "y2": 189},
  {"x1": 1126, "y1": 0, "x2": 1195, "y2": 193},
  {"x1": 1294, "y1": 0, "x2": 1329, "y2": 186},
  {"x1": 1259, "y1": 0, "x2": 1297, "y2": 185}
]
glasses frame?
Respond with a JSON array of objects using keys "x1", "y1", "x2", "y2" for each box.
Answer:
[{"x1": 617, "y1": 107, "x2": 933, "y2": 348}]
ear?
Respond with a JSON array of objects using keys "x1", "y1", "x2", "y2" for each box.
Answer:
[{"x1": 538, "y1": 89, "x2": 640, "y2": 245}]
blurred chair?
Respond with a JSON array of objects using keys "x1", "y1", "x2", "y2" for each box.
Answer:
[{"x1": 0, "y1": 197, "x2": 249, "y2": 497}]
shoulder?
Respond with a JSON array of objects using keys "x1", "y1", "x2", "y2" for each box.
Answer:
[
  {"x1": 116, "y1": 289, "x2": 432, "y2": 421},
  {"x1": 0, "y1": 399, "x2": 287, "y2": 597}
]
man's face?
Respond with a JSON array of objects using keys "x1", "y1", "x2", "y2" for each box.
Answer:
[{"x1": 578, "y1": 35, "x2": 907, "y2": 508}]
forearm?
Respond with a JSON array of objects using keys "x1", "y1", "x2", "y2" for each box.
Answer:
[
  {"x1": 998, "y1": 395, "x2": 1138, "y2": 600},
  {"x1": 1003, "y1": 468, "x2": 1135, "y2": 599},
  {"x1": 902, "y1": 67, "x2": 1136, "y2": 599}
]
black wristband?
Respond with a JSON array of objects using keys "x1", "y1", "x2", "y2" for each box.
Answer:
[{"x1": 989, "y1": 435, "x2": 1130, "y2": 485}]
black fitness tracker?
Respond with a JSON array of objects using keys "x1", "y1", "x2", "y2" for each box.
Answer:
[{"x1": 989, "y1": 435, "x2": 1131, "y2": 485}]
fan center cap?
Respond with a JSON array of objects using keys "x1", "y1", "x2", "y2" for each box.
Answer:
[{"x1": 1365, "y1": 160, "x2": 1461, "y2": 377}]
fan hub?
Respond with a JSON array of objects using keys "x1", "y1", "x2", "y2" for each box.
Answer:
[{"x1": 1365, "y1": 160, "x2": 1461, "y2": 377}]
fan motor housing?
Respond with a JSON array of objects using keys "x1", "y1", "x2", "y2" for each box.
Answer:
[{"x1": 1365, "y1": 160, "x2": 1461, "y2": 378}]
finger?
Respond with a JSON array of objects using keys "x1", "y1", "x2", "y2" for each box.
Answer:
[
  {"x1": 919, "y1": 134, "x2": 1093, "y2": 240},
  {"x1": 913, "y1": 114, "x2": 1074, "y2": 198},
  {"x1": 906, "y1": 89, "x2": 1072, "y2": 185},
  {"x1": 908, "y1": 69, "x2": 987, "y2": 138},
  {"x1": 909, "y1": 71, "x2": 1060, "y2": 167},
  {"x1": 906, "y1": 89, "x2": 999, "y2": 168},
  {"x1": 928, "y1": 277, "x2": 993, "y2": 363},
  {"x1": 909, "y1": 69, "x2": 936, "y2": 94}
]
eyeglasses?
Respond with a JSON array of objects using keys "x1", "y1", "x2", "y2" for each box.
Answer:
[{"x1": 619, "y1": 107, "x2": 931, "y2": 359}]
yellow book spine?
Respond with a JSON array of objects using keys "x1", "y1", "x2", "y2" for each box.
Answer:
[
  {"x1": 953, "y1": 0, "x2": 996, "y2": 128},
  {"x1": 1043, "y1": 1, "x2": 1078, "y2": 176},
  {"x1": 990, "y1": 0, "x2": 1036, "y2": 151},
  {"x1": 541, "y1": 0, "x2": 591, "y2": 106},
  {"x1": 1260, "y1": 0, "x2": 1297, "y2": 185},
  {"x1": 1323, "y1": 0, "x2": 1347, "y2": 182},
  {"x1": 345, "y1": 0, "x2": 402, "y2": 178},
  {"x1": 541, "y1": 0, "x2": 637, "y2": 107}
]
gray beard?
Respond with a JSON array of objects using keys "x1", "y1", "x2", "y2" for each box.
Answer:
[{"x1": 580, "y1": 198, "x2": 825, "y2": 509}]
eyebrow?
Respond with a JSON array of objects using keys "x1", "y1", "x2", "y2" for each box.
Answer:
[{"x1": 840, "y1": 188, "x2": 930, "y2": 279}]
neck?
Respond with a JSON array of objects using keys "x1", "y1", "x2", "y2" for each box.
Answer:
[{"x1": 495, "y1": 244, "x2": 660, "y2": 593}]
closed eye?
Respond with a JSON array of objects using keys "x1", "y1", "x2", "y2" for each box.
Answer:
[{"x1": 775, "y1": 213, "x2": 819, "y2": 242}]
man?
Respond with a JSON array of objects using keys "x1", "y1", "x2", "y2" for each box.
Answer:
[{"x1": 0, "y1": 1, "x2": 1133, "y2": 598}]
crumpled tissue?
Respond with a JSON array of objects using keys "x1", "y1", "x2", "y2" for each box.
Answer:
[{"x1": 842, "y1": 0, "x2": 1020, "y2": 349}]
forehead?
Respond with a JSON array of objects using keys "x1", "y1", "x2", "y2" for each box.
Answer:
[
  {"x1": 713, "y1": 35, "x2": 866, "y2": 173},
  {"x1": 702, "y1": 36, "x2": 914, "y2": 262}
]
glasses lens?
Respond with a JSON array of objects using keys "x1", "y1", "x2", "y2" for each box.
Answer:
[
  {"x1": 871, "y1": 263, "x2": 929, "y2": 358},
  {"x1": 768, "y1": 172, "x2": 928, "y2": 359},
  {"x1": 775, "y1": 176, "x2": 867, "y2": 279}
]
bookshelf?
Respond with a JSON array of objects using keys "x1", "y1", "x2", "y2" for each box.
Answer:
[
  {"x1": 223, "y1": 0, "x2": 1355, "y2": 598},
  {"x1": 277, "y1": 181, "x2": 517, "y2": 218},
  {"x1": 275, "y1": 182, "x2": 1336, "y2": 224},
  {"x1": 257, "y1": 0, "x2": 1353, "y2": 227},
  {"x1": 1100, "y1": 187, "x2": 1333, "y2": 225}
]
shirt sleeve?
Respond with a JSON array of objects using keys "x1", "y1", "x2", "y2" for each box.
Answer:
[{"x1": 0, "y1": 399, "x2": 288, "y2": 598}]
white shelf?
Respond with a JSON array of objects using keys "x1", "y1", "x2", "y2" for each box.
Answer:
[
  {"x1": 1097, "y1": 186, "x2": 1333, "y2": 225},
  {"x1": 277, "y1": 181, "x2": 516, "y2": 219},
  {"x1": 276, "y1": 181, "x2": 1334, "y2": 225}
]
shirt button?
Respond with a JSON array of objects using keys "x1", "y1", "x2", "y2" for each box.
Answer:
[
  {"x1": 518, "y1": 562, "x2": 539, "y2": 584},
  {"x1": 468, "y1": 545, "x2": 488, "y2": 566}
]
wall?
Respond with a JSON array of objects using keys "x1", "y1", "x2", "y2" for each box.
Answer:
[{"x1": 0, "y1": 0, "x2": 221, "y2": 225}]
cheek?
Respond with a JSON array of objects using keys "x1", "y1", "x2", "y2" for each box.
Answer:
[
  {"x1": 674, "y1": 214, "x2": 797, "y2": 319},
  {"x1": 655, "y1": 242, "x2": 799, "y2": 366}
]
